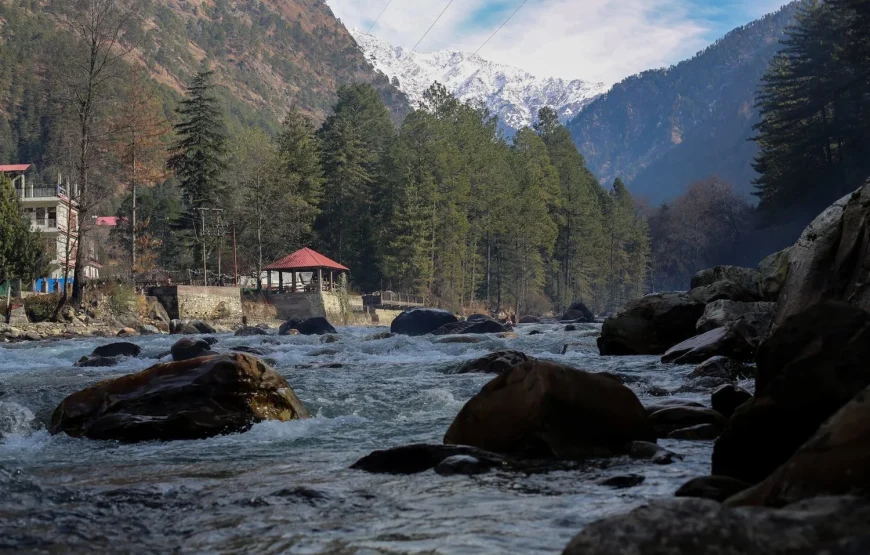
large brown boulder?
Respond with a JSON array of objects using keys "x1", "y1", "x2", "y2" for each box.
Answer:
[
  {"x1": 561, "y1": 496, "x2": 870, "y2": 555},
  {"x1": 278, "y1": 317, "x2": 336, "y2": 336},
  {"x1": 49, "y1": 353, "x2": 310, "y2": 442},
  {"x1": 726, "y1": 385, "x2": 870, "y2": 508},
  {"x1": 774, "y1": 185, "x2": 870, "y2": 327},
  {"x1": 443, "y1": 361, "x2": 655, "y2": 458},
  {"x1": 171, "y1": 337, "x2": 214, "y2": 361},
  {"x1": 713, "y1": 301, "x2": 870, "y2": 483},
  {"x1": 597, "y1": 292, "x2": 705, "y2": 355}
]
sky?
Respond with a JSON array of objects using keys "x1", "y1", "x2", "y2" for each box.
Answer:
[{"x1": 325, "y1": 0, "x2": 791, "y2": 85}]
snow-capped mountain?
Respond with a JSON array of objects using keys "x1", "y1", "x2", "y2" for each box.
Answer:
[{"x1": 351, "y1": 29, "x2": 608, "y2": 131}]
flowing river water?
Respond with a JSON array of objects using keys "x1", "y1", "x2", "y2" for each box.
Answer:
[{"x1": 0, "y1": 324, "x2": 727, "y2": 554}]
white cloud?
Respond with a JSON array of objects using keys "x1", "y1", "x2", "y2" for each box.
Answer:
[{"x1": 326, "y1": 0, "x2": 789, "y2": 85}]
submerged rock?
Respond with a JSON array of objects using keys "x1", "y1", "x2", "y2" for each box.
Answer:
[
  {"x1": 561, "y1": 496, "x2": 870, "y2": 555},
  {"x1": 689, "y1": 356, "x2": 751, "y2": 381},
  {"x1": 434, "y1": 455, "x2": 494, "y2": 476},
  {"x1": 50, "y1": 353, "x2": 310, "y2": 442},
  {"x1": 597, "y1": 292, "x2": 705, "y2": 356},
  {"x1": 432, "y1": 319, "x2": 510, "y2": 335},
  {"x1": 666, "y1": 423, "x2": 722, "y2": 440},
  {"x1": 628, "y1": 441, "x2": 682, "y2": 465},
  {"x1": 444, "y1": 360, "x2": 655, "y2": 458},
  {"x1": 450, "y1": 351, "x2": 532, "y2": 375},
  {"x1": 278, "y1": 317, "x2": 336, "y2": 336},
  {"x1": 390, "y1": 308, "x2": 458, "y2": 336},
  {"x1": 75, "y1": 355, "x2": 123, "y2": 368},
  {"x1": 170, "y1": 337, "x2": 214, "y2": 362},
  {"x1": 600, "y1": 474, "x2": 645, "y2": 489},
  {"x1": 351, "y1": 444, "x2": 506, "y2": 475}
]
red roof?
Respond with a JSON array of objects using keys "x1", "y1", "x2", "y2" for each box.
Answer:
[
  {"x1": 264, "y1": 247, "x2": 349, "y2": 271},
  {"x1": 0, "y1": 164, "x2": 32, "y2": 172},
  {"x1": 96, "y1": 216, "x2": 120, "y2": 227}
]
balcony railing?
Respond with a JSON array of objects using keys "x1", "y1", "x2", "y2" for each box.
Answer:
[{"x1": 16, "y1": 186, "x2": 66, "y2": 199}]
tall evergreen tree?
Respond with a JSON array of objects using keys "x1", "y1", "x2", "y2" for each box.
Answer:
[{"x1": 168, "y1": 69, "x2": 228, "y2": 217}]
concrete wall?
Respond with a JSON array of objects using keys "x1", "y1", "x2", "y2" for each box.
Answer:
[
  {"x1": 150, "y1": 286, "x2": 243, "y2": 322},
  {"x1": 242, "y1": 291, "x2": 400, "y2": 326}
]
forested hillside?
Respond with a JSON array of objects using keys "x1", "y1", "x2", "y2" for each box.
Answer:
[
  {"x1": 568, "y1": 2, "x2": 798, "y2": 204},
  {"x1": 0, "y1": 0, "x2": 409, "y2": 171}
]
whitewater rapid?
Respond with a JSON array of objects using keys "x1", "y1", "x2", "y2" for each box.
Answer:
[{"x1": 0, "y1": 325, "x2": 718, "y2": 553}]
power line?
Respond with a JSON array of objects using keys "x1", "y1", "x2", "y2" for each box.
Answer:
[
  {"x1": 408, "y1": 0, "x2": 456, "y2": 56},
  {"x1": 367, "y1": 0, "x2": 394, "y2": 34},
  {"x1": 474, "y1": 0, "x2": 529, "y2": 55}
]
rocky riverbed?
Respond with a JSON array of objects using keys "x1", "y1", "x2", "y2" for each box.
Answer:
[{"x1": 0, "y1": 323, "x2": 723, "y2": 554}]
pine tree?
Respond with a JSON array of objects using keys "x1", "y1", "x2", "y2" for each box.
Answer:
[
  {"x1": 316, "y1": 83, "x2": 395, "y2": 291},
  {"x1": 168, "y1": 69, "x2": 228, "y2": 216},
  {"x1": 274, "y1": 106, "x2": 323, "y2": 248}
]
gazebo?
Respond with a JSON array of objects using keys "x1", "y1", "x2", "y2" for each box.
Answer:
[{"x1": 263, "y1": 247, "x2": 349, "y2": 293}]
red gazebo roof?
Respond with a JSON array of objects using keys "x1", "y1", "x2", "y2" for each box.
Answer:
[
  {"x1": 264, "y1": 248, "x2": 349, "y2": 271},
  {"x1": 0, "y1": 164, "x2": 32, "y2": 173}
]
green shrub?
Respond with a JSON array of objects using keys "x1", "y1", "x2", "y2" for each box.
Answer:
[
  {"x1": 23, "y1": 294, "x2": 60, "y2": 323},
  {"x1": 104, "y1": 282, "x2": 137, "y2": 316}
]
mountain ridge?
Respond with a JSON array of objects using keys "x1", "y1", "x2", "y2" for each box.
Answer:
[{"x1": 351, "y1": 29, "x2": 607, "y2": 131}]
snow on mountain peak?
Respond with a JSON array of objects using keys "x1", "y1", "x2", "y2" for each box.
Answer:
[{"x1": 351, "y1": 29, "x2": 608, "y2": 131}]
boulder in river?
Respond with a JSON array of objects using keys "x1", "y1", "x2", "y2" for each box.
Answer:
[
  {"x1": 726, "y1": 384, "x2": 870, "y2": 507},
  {"x1": 75, "y1": 355, "x2": 123, "y2": 368},
  {"x1": 696, "y1": 300, "x2": 775, "y2": 335},
  {"x1": 519, "y1": 316, "x2": 540, "y2": 324},
  {"x1": 449, "y1": 351, "x2": 532, "y2": 375},
  {"x1": 561, "y1": 301, "x2": 594, "y2": 323},
  {"x1": 351, "y1": 444, "x2": 507, "y2": 475},
  {"x1": 661, "y1": 325, "x2": 755, "y2": 365},
  {"x1": 278, "y1": 317, "x2": 336, "y2": 336},
  {"x1": 390, "y1": 308, "x2": 458, "y2": 336},
  {"x1": 597, "y1": 292, "x2": 705, "y2": 355},
  {"x1": 432, "y1": 318, "x2": 510, "y2": 335},
  {"x1": 647, "y1": 406, "x2": 727, "y2": 437},
  {"x1": 444, "y1": 360, "x2": 655, "y2": 458},
  {"x1": 234, "y1": 326, "x2": 268, "y2": 337},
  {"x1": 561, "y1": 496, "x2": 870, "y2": 555},
  {"x1": 49, "y1": 353, "x2": 310, "y2": 442},
  {"x1": 713, "y1": 301, "x2": 870, "y2": 483},
  {"x1": 170, "y1": 337, "x2": 214, "y2": 361},
  {"x1": 170, "y1": 320, "x2": 216, "y2": 335},
  {"x1": 689, "y1": 356, "x2": 752, "y2": 381},
  {"x1": 92, "y1": 342, "x2": 142, "y2": 358}
]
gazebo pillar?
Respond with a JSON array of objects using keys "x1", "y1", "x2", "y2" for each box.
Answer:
[
  {"x1": 292, "y1": 271, "x2": 297, "y2": 293},
  {"x1": 278, "y1": 271, "x2": 283, "y2": 294},
  {"x1": 267, "y1": 271, "x2": 272, "y2": 293},
  {"x1": 329, "y1": 271, "x2": 334, "y2": 292},
  {"x1": 318, "y1": 269, "x2": 323, "y2": 292}
]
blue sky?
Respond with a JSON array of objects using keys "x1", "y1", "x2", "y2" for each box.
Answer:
[{"x1": 326, "y1": 0, "x2": 790, "y2": 84}]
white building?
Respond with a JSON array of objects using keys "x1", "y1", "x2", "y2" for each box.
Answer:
[{"x1": 2, "y1": 165, "x2": 101, "y2": 291}]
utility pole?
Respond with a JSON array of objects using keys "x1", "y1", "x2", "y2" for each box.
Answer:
[
  {"x1": 232, "y1": 222, "x2": 238, "y2": 287},
  {"x1": 197, "y1": 207, "x2": 227, "y2": 287}
]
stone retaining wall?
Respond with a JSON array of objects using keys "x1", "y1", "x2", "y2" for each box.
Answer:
[
  {"x1": 242, "y1": 291, "x2": 401, "y2": 326},
  {"x1": 149, "y1": 286, "x2": 243, "y2": 322}
]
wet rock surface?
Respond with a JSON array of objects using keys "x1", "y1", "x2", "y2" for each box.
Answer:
[
  {"x1": 598, "y1": 292, "x2": 705, "y2": 356},
  {"x1": 278, "y1": 317, "x2": 336, "y2": 336},
  {"x1": 50, "y1": 353, "x2": 310, "y2": 442},
  {"x1": 390, "y1": 308, "x2": 458, "y2": 336},
  {"x1": 449, "y1": 351, "x2": 532, "y2": 375}
]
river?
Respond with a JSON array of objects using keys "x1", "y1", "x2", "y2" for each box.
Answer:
[{"x1": 0, "y1": 324, "x2": 722, "y2": 554}]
